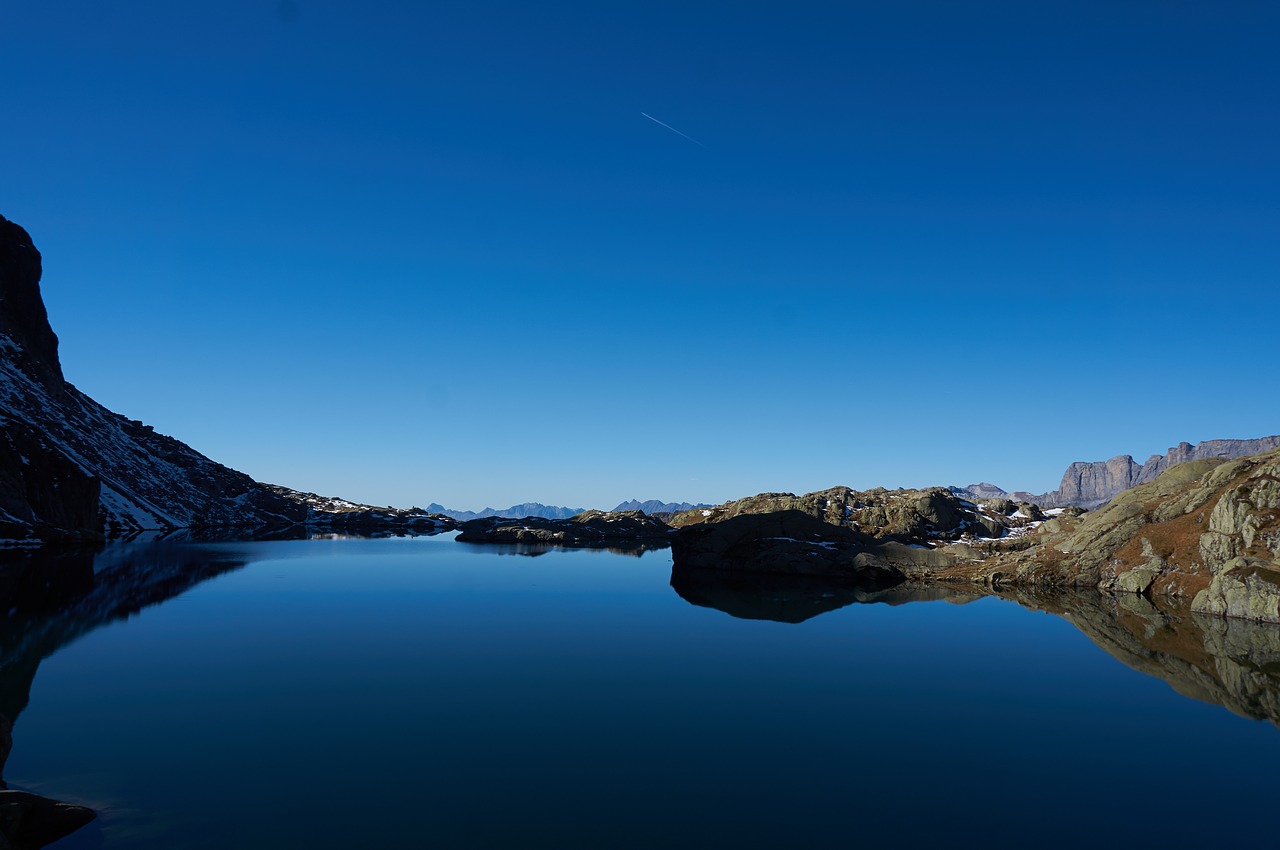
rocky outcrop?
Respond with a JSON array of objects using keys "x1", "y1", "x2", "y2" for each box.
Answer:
[
  {"x1": 0, "y1": 214, "x2": 304, "y2": 540},
  {"x1": 455, "y1": 510, "x2": 674, "y2": 551},
  {"x1": 662, "y1": 485, "x2": 1061, "y2": 586},
  {"x1": 1188, "y1": 459, "x2": 1280, "y2": 623},
  {"x1": 0, "y1": 219, "x2": 62, "y2": 391},
  {"x1": 932, "y1": 447, "x2": 1280, "y2": 624},
  {"x1": 1030, "y1": 437, "x2": 1280, "y2": 509},
  {"x1": 669, "y1": 510, "x2": 905, "y2": 587},
  {"x1": 259, "y1": 486, "x2": 455, "y2": 536},
  {"x1": 0, "y1": 418, "x2": 101, "y2": 543},
  {"x1": 670, "y1": 485, "x2": 1045, "y2": 546}
]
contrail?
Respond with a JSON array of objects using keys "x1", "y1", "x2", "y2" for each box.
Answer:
[{"x1": 641, "y1": 112, "x2": 708, "y2": 149}]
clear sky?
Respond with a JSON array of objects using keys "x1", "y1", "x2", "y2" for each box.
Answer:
[{"x1": 3, "y1": 1, "x2": 1278, "y2": 510}]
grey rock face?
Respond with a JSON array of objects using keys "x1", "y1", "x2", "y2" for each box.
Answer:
[
  {"x1": 1192, "y1": 461, "x2": 1280, "y2": 623},
  {"x1": 1031, "y1": 437, "x2": 1280, "y2": 509}
]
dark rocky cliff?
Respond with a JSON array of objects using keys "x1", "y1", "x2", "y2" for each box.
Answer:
[
  {"x1": 0, "y1": 214, "x2": 309, "y2": 541},
  {"x1": 0, "y1": 214, "x2": 450, "y2": 542}
]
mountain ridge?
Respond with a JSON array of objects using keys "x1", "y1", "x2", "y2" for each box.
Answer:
[
  {"x1": 950, "y1": 436, "x2": 1280, "y2": 509},
  {"x1": 425, "y1": 502, "x2": 585, "y2": 522},
  {"x1": 612, "y1": 499, "x2": 710, "y2": 515}
]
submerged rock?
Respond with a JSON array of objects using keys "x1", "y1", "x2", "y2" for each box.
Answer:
[{"x1": 0, "y1": 790, "x2": 94, "y2": 849}]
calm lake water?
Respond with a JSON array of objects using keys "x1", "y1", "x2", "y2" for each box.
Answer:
[{"x1": 4, "y1": 534, "x2": 1280, "y2": 848}]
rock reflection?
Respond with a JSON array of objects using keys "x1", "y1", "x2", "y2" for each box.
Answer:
[
  {"x1": 669, "y1": 567, "x2": 983, "y2": 624},
  {"x1": 461, "y1": 541, "x2": 669, "y2": 558},
  {"x1": 0, "y1": 543, "x2": 252, "y2": 845},
  {"x1": 670, "y1": 569, "x2": 1280, "y2": 725},
  {"x1": 0, "y1": 542, "x2": 249, "y2": 729},
  {"x1": 1007, "y1": 588, "x2": 1280, "y2": 727}
]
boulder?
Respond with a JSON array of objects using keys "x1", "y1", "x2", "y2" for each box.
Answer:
[{"x1": 670, "y1": 510, "x2": 904, "y2": 588}]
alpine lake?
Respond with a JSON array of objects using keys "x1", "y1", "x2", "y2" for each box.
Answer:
[{"x1": 4, "y1": 533, "x2": 1280, "y2": 849}]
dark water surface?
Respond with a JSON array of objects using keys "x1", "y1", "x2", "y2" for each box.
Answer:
[{"x1": 4, "y1": 535, "x2": 1280, "y2": 848}]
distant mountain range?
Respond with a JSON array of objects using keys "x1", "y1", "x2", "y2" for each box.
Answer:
[
  {"x1": 612, "y1": 499, "x2": 711, "y2": 515},
  {"x1": 425, "y1": 502, "x2": 586, "y2": 522},
  {"x1": 425, "y1": 499, "x2": 711, "y2": 522}
]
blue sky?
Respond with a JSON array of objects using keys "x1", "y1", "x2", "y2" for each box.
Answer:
[{"x1": 3, "y1": 0, "x2": 1278, "y2": 510}]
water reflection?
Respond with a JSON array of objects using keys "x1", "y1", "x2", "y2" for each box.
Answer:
[
  {"x1": 1006, "y1": 588, "x2": 1280, "y2": 727},
  {"x1": 133, "y1": 526, "x2": 446, "y2": 544},
  {"x1": 669, "y1": 566, "x2": 983, "y2": 623},
  {"x1": 0, "y1": 544, "x2": 253, "y2": 846},
  {"x1": 670, "y1": 567, "x2": 1280, "y2": 725},
  {"x1": 0, "y1": 544, "x2": 250, "y2": 763},
  {"x1": 458, "y1": 541, "x2": 669, "y2": 558}
]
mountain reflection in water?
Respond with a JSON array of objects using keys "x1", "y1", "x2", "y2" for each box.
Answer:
[
  {"x1": 1006, "y1": 588, "x2": 1280, "y2": 727},
  {"x1": 669, "y1": 565, "x2": 1280, "y2": 727},
  {"x1": 0, "y1": 543, "x2": 252, "y2": 846},
  {"x1": 0, "y1": 544, "x2": 249, "y2": 733},
  {"x1": 0, "y1": 540, "x2": 1274, "y2": 844}
]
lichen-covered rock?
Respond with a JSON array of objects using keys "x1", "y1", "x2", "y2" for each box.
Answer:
[
  {"x1": 670, "y1": 484, "x2": 1030, "y2": 546},
  {"x1": 932, "y1": 447, "x2": 1280, "y2": 624},
  {"x1": 1193, "y1": 560, "x2": 1280, "y2": 623}
]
